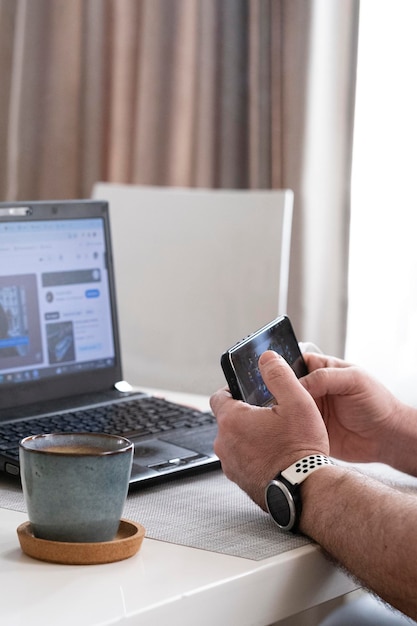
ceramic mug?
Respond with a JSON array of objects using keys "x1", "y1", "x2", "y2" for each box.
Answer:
[{"x1": 19, "y1": 432, "x2": 133, "y2": 543}]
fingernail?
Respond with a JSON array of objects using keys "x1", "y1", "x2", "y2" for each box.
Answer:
[{"x1": 259, "y1": 350, "x2": 281, "y2": 366}]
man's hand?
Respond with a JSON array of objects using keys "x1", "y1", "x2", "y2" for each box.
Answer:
[
  {"x1": 300, "y1": 353, "x2": 408, "y2": 464},
  {"x1": 210, "y1": 350, "x2": 329, "y2": 509}
]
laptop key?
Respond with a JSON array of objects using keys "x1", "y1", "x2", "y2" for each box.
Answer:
[{"x1": 0, "y1": 398, "x2": 216, "y2": 453}]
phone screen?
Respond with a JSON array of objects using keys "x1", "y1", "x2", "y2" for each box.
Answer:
[{"x1": 226, "y1": 316, "x2": 307, "y2": 406}]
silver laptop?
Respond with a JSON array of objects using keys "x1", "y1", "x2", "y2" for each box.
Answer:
[{"x1": 0, "y1": 200, "x2": 219, "y2": 485}]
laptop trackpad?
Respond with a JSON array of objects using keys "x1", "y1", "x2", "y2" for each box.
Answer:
[{"x1": 133, "y1": 439, "x2": 205, "y2": 469}]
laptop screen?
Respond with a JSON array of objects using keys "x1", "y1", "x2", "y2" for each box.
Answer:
[{"x1": 0, "y1": 201, "x2": 123, "y2": 413}]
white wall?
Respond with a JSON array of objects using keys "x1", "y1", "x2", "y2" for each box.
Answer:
[{"x1": 346, "y1": 0, "x2": 417, "y2": 405}]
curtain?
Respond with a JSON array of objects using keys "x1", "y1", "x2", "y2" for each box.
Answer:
[{"x1": 0, "y1": 0, "x2": 359, "y2": 357}]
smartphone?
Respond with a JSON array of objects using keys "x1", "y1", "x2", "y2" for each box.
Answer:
[{"x1": 221, "y1": 315, "x2": 308, "y2": 406}]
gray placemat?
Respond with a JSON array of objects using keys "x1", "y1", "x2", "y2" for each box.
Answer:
[{"x1": 0, "y1": 470, "x2": 310, "y2": 560}]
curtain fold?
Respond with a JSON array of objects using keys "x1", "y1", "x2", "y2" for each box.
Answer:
[
  {"x1": 0, "y1": 0, "x2": 359, "y2": 356},
  {"x1": 280, "y1": 0, "x2": 360, "y2": 354}
]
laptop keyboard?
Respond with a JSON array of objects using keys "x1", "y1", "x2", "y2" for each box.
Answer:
[{"x1": 0, "y1": 396, "x2": 216, "y2": 461}]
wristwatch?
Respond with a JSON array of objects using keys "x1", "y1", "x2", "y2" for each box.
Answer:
[{"x1": 265, "y1": 454, "x2": 335, "y2": 533}]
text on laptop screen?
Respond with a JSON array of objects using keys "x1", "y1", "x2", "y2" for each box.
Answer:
[{"x1": 0, "y1": 218, "x2": 115, "y2": 385}]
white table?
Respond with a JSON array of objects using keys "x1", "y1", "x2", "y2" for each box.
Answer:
[{"x1": 0, "y1": 389, "x2": 359, "y2": 625}]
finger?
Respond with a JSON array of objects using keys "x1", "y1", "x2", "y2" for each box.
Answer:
[
  {"x1": 302, "y1": 353, "x2": 352, "y2": 372},
  {"x1": 301, "y1": 366, "x2": 359, "y2": 399},
  {"x1": 210, "y1": 386, "x2": 239, "y2": 416}
]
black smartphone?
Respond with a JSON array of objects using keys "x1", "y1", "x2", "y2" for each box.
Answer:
[{"x1": 221, "y1": 315, "x2": 308, "y2": 406}]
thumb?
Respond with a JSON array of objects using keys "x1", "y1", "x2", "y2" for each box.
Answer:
[{"x1": 258, "y1": 350, "x2": 300, "y2": 398}]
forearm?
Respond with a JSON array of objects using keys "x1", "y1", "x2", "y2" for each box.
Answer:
[
  {"x1": 300, "y1": 465, "x2": 417, "y2": 619},
  {"x1": 381, "y1": 403, "x2": 417, "y2": 476}
]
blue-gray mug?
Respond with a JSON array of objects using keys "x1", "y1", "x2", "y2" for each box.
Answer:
[{"x1": 19, "y1": 432, "x2": 133, "y2": 543}]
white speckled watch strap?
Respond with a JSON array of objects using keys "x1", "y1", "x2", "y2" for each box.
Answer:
[{"x1": 281, "y1": 454, "x2": 335, "y2": 486}]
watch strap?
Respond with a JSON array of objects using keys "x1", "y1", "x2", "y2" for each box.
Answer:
[
  {"x1": 281, "y1": 454, "x2": 335, "y2": 485},
  {"x1": 266, "y1": 455, "x2": 335, "y2": 534}
]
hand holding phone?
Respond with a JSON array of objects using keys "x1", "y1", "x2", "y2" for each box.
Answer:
[{"x1": 221, "y1": 315, "x2": 307, "y2": 406}]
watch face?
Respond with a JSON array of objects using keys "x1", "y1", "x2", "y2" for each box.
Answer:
[{"x1": 266, "y1": 480, "x2": 297, "y2": 532}]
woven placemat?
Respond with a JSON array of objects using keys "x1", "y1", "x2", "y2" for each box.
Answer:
[{"x1": 0, "y1": 469, "x2": 310, "y2": 560}]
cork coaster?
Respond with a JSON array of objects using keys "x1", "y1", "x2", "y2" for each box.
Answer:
[{"x1": 17, "y1": 519, "x2": 145, "y2": 565}]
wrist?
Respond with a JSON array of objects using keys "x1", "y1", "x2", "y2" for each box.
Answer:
[
  {"x1": 265, "y1": 454, "x2": 335, "y2": 533},
  {"x1": 298, "y1": 464, "x2": 348, "y2": 537},
  {"x1": 380, "y1": 404, "x2": 417, "y2": 475}
]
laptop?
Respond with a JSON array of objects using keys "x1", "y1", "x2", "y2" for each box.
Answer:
[{"x1": 0, "y1": 200, "x2": 219, "y2": 486}]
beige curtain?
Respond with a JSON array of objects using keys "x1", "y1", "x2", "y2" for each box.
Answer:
[{"x1": 0, "y1": 0, "x2": 359, "y2": 356}]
